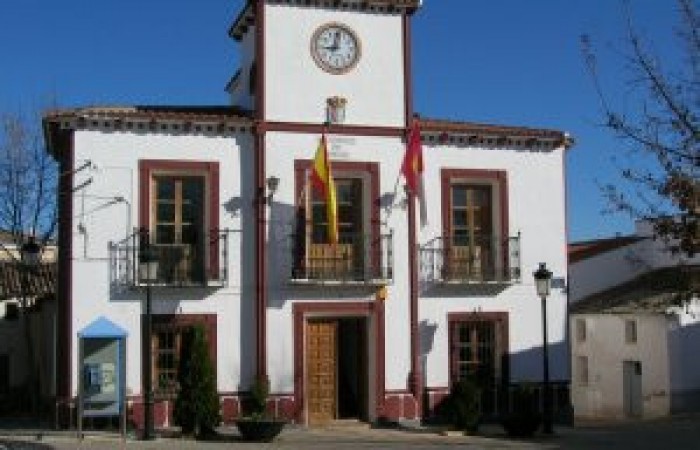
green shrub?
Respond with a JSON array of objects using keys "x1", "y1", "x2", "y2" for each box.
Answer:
[
  {"x1": 174, "y1": 325, "x2": 221, "y2": 438},
  {"x1": 500, "y1": 383, "x2": 542, "y2": 437},
  {"x1": 246, "y1": 377, "x2": 270, "y2": 420},
  {"x1": 449, "y1": 378, "x2": 481, "y2": 433}
]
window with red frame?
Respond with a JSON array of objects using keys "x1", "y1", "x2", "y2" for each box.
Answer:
[{"x1": 449, "y1": 315, "x2": 508, "y2": 386}]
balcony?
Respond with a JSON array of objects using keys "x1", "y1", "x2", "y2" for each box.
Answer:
[
  {"x1": 420, "y1": 234, "x2": 521, "y2": 284},
  {"x1": 110, "y1": 229, "x2": 230, "y2": 289},
  {"x1": 289, "y1": 231, "x2": 393, "y2": 285}
]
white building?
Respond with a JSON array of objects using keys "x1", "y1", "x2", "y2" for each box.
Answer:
[
  {"x1": 43, "y1": 0, "x2": 571, "y2": 428},
  {"x1": 569, "y1": 221, "x2": 700, "y2": 420}
]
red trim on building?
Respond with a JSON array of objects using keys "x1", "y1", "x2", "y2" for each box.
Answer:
[
  {"x1": 402, "y1": 11, "x2": 421, "y2": 418},
  {"x1": 130, "y1": 314, "x2": 217, "y2": 430},
  {"x1": 292, "y1": 300, "x2": 385, "y2": 424},
  {"x1": 137, "y1": 159, "x2": 221, "y2": 278},
  {"x1": 440, "y1": 168, "x2": 510, "y2": 274},
  {"x1": 56, "y1": 130, "x2": 74, "y2": 426},
  {"x1": 446, "y1": 312, "x2": 509, "y2": 388},
  {"x1": 403, "y1": 13, "x2": 413, "y2": 127},
  {"x1": 294, "y1": 160, "x2": 381, "y2": 265},
  {"x1": 254, "y1": 0, "x2": 269, "y2": 383},
  {"x1": 424, "y1": 386, "x2": 450, "y2": 418},
  {"x1": 261, "y1": 121, "x2": 404, "y2": 137},
  {"x1": 254, "y1": 131, "x2": 268, "y2": 382}
]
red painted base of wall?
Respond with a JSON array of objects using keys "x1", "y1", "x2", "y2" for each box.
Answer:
[
  {"x1": 381, "y1": 392, "x2": 420, "y2": 421},
  {"x1": 124, "y1": 394, "x2": 297, "y2": 430},
  {"x1": 424, "y1": 388, "x2": 450, "y2": 419},
  {"x1": 58, "y1": 388, "x2": 449, "y2": 430}
]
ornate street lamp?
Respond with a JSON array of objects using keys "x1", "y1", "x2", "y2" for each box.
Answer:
[
  {"x1": 20, "y1": 235, "x2": 41, "y2": 414},
  {"x1": 139, "y1": 237, "x2": 158, "y2": 440},
  {"x1": 533, "y1": 262, "x2": 553, "y2": 434},
  {"x1": 20, "y1": 236, "x2": 41, "y2": 266}
]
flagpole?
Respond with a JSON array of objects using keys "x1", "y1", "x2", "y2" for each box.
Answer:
[{"x1": 404, "y1": 117, "x2": 422, "y2": 418}]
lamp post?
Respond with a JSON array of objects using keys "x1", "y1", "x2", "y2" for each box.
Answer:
[
  {"x1": 20, "y1": 236, "x2": 41, "y2": 415},
  {"x1": 533, "y1": 262, "x2": 553, "y2": 434},
  {"x1": 139, "y1": 233, "x2": 158, "y2": 440}
]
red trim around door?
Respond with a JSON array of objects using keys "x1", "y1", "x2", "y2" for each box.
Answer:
[
  {"x1": 447, "y1": 312, "x2": 509, "y2": 388},
  {"x1": 292, "y1": 300, "x2": 385, "y2": 424}
]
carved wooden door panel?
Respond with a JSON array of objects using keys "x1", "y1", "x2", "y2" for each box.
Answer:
[{"x1": 306, "y1": 319, "x2": 338, "y2": 425}]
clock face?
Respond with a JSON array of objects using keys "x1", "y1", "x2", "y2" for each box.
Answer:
[{"x1": 311, "y1": 23, "x2": 361, "y2": 74}]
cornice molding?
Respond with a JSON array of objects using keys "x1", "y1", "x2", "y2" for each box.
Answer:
[{"x1": 229, "y1": 0, "x2": 421, "y2": 41}]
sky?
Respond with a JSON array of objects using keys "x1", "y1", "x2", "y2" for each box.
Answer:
[{"x1": 0, "y1": 0, "x2": 685, "y2": 242}]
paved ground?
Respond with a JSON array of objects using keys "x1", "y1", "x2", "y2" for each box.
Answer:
[{"x1": 1, "y1": 415, "x2": 699, "y2": 449}]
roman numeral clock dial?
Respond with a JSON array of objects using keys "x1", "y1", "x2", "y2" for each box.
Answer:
[{"x1": 311, "y1": 23, "x2": 361, "y2": 75}]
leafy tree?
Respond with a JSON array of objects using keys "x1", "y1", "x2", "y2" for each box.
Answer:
[
  {"x1": 582, "y1": 0, "x2": 698, "y2": 258},
  {"x1": 173, "y1": 325, "x2": 220, "y2": 438}
]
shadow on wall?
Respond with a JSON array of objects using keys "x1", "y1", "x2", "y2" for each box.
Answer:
[
  {"x1": 237, "y1": 134, "x2": 256, "y2": 391},
  {"x1": 668, "y1": 315, "x2": 700, "y2": 413},
  {"x1": 508, "y1": 340, "x2": 569, "y2": 382}
]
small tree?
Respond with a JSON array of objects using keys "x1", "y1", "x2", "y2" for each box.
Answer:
[
  {"x1": 173, "y1": 325, "x2": 220, "y2": 438},
  {"x1": 448, "y1": 378, "x2": 481, "y2": 434}
]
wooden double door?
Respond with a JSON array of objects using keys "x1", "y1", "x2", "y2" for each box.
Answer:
[{"x1": 306, "y1": 318, "x2": 368, "y2": 425}]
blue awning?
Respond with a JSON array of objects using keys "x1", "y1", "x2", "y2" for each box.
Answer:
[{"x1": 78, "y1": 316, "x2": 128, "y2": 338}]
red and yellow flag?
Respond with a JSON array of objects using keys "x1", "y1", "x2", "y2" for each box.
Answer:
[
  {"x1": 311, "y1": 134, "x2": 339, "y2": 244},
  {"x1": 401, "y1": 119, "x2": 428, "y2": 226}
]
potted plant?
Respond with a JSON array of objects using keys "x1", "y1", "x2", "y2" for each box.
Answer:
[
  {"x1": 500, "y1": 383, "x2": 542, "y2": 438},
  {"x1": 448, "y1": 378, "x2": 481, "y2": 434},
  {"x1": 234, "y1": 377, "x2": 286, "y2": 442}
]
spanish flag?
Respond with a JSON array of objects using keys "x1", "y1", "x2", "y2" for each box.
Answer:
[
  {"x1": 401, "y1": 119, "x2": 428, "y2": 227},
  {"x1": 311, "y1": 134, "x2": 339, "y2": 244}
]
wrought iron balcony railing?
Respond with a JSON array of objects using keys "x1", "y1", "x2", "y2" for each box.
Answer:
[
  {"x1": 420, "y1": 234, "x2": 521, "y2": 284},
  {"x1": 109, "y1": 229, "x2": 230, "y2": 289},
  {"x1": 289, "y1": 231, "x2": 393, "y2": 284}
]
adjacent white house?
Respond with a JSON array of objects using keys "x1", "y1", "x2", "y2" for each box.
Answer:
[
  {"x1": 569, "y1": 221, "x2": 700, "y2": 420},
  {"x1": 43, "y1": 0, "x2": 572, "y2": 428},
  {"x1": 0, "y1": 235, "x2": 57, "y2": 412}
]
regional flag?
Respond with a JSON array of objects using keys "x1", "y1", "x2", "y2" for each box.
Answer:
[
  {"x1": 401, "y1": 119, "x2": 428, "y2": 227},
  {"x1": 311, "y1": 134, "x2": 339, "y2": 244}
]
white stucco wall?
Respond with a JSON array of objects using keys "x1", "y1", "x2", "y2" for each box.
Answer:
[
  {"x1": 264, "y1": 131, "x2": 411, "y2": 394},
  {"x1": 263, "y1": 134, "x2": 568, "y2": 395},
  {"x1": 570, "y1": 314, "x2": 670, "y2": 419},
  {"x1": 70, "y1": 129, "x2": 253, "y2": 397},
  {"x1": 569, "y1": 222, "x2": 700, "y2": 304},
  {"x1": 264, "y1": 4, "x2": 405, "y2": 126},
  {"x1": 667, "y1": 299, "x2": 700, "y2": 412},
  {"x1": 229, "y1": 29, "x2": 256, "y2": 110},
  {"x1": 420, "y1": 143, "x2": 569, "y2": 387}
]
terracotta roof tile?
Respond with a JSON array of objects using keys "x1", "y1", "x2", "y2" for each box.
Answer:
[
  {"x1": 570, "y1": 265, "x2": 700, "y2": 314},
  {"x1": 44, "y1": 105, "x2": 253, "y2": 123},
  {"x1": 230, "y1": 0, "x2": 421, "y2": 40},
  {"x1": 0, "y1": 263, "x2": 56, "y2": 300},
  {"x1": 569, "y1": 236, "x2": 646, "y2": 263},
  {"x1": 420, "y1": 118, "x2": 568, "y2": 143}
]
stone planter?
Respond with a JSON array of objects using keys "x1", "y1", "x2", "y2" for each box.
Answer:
[
  {"x1": 234, "y1": 419, "x2": 286, "y2": 442},
  {"x1": 500, "y1": 413, "x2": 542, "y2": 438}
]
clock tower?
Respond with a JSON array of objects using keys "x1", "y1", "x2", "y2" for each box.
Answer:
[{"x1": 228, "y1": 0, "x2": 421, "y2": 128}]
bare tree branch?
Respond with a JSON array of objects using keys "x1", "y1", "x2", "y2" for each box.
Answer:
[{"x1": 582, "y1": 0, "x2": 699, "y2": 262}]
